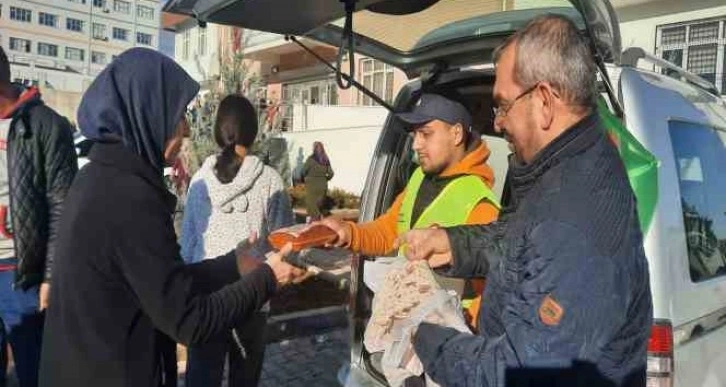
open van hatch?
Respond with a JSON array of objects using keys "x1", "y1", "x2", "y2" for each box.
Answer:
[{"x1": 164, "y1": 0, "x2": 621, "y2": 79}]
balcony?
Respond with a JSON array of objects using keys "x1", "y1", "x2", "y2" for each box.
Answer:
[
  {"x1": 245, "y1": 30, "x2": 286, "y2": 50},
  {"x1": 242, "y1": 30, "x2": 327, "y2": 61}
]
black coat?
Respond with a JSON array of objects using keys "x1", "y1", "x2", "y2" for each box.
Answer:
[
  {"x1": 7, "y1": 93, "x2": 77, "y2": 289},
  {"x1": 39, "y1": 143, "x2": 277, "y2": 387}
]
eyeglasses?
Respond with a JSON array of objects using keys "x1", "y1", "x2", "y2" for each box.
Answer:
[{"x1": 492, "y1": 83, "x2": 539, "y2": 119}]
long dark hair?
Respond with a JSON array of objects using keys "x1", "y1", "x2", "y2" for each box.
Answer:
[
  {"x1": 213, "y1": 95, "x2": 258, "y2": 184},
  {"x1": 312, "y1": 141, "x2": 330, "y2": 166}
]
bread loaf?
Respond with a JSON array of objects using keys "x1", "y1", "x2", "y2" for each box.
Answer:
[{"x1": 268, "y1": 224, "x2": 338, "y2": 251}]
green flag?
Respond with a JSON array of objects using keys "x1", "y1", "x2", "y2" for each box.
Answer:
[{"x1": 598, "y1": 99, "x2": 659, "y2": 233}]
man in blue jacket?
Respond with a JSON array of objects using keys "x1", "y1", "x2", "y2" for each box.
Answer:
[{"x1": 398, "y1": 15, "x2": 653, "y2": 387}]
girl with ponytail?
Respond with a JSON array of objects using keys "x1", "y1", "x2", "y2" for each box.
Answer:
[{"x1": 181, "y1": 94, "x2": 293, "y2": 387}]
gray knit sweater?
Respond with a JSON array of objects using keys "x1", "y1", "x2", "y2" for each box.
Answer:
[{"x1": 180, "y1": 154, "x2": 294, "y2": 263}]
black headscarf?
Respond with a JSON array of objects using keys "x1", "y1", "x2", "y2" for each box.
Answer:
[{"x1": 78, "y1": 47, "x2": 199, "y2": 172}]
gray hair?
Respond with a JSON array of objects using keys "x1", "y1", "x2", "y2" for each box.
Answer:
[{"x1": 494, "y1": 14, "x2": 597, "y2": 110}]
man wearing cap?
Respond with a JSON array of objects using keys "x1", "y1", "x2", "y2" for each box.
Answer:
[{"x1": 320, "y1": 93, "x2": 500, "y2": 329}]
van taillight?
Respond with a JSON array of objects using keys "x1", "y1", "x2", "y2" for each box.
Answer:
[{"x1": 647, "y1": 321, "x2": 673, "y2": 387}]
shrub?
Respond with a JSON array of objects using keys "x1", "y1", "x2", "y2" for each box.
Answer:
[
  {"x1": 288, "y1": 184, "x2": 306, "y2": 208},
  {"x1": 328, "y1": 188, "x2": 361, "y2": 209},
  {"x1": 286, "y1": 185, "x2": 361, "y2": 210}
]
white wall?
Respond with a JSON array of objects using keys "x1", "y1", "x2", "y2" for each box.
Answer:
[
  {"x1": 280, "y1": 125, "x2": 383, "y2": 195},
  {"x1": 618, "y1": 2, "x2": 726, "y2": 71},
  {"x1": 173, "y1": 22, "x2": 221, "y2": 84},
  {"x1": 291, "y1": 104, "x2": 388, "y2": 131}
]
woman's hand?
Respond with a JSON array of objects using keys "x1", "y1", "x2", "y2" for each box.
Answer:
[{"x1": 265, "y1": 243, "x2": 308, "y2": 287}]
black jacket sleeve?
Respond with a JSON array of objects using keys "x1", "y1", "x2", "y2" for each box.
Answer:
[
  {"x1": 438, "y1": 221, "x2": 507, "y2": 279},
  {"x1": 39, "y1": 108, "x2": 78, "y2": 282},
  {"x1": 114, "y1": 195, "x2": 277, "y2": 346}
]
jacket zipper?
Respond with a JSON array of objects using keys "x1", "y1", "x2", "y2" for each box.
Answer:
[{"x1": 5, "y1": 114, "x2": 19, "y2": 287}]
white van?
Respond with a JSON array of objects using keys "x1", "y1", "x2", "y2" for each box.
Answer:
[{"x1": 166, "y1": 1, "x2": 726, "y2": 386}]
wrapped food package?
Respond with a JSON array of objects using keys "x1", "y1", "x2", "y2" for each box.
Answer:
[
  {"x1": 267, "y1": 223, "x2": 338, "y2": 252},
  {"x1": 364, "y1": 260, "x2": 471, "y2": 387}
]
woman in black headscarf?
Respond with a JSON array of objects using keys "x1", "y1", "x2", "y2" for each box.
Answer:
[
  {"x1": 303, "y1": 141, "x2": 334, "y2": 220},
  {"x1": 39, "y1": 48, "x2": 305, "y2": 387}
]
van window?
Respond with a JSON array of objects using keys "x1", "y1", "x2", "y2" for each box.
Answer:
[{"x1": 669, "y1": 120, "x2": 726, "y2": 282}]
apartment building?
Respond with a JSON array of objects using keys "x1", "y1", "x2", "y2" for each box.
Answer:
[{"x1": 0, "y1": 0, "x2": 161, "y2": 93}]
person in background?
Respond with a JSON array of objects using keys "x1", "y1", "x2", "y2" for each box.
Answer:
[
  {"x1": 181, "y1": 94, "x2": 294, "y2": 387},
  {"x1": 303, "y1": 141, "x2": 334, "y2": 221},
  {"x1": 0, "y1": 46, "x2": 77, "y2": 387},
  {"x1": 39, "y1": 48, "x2": 305, "y2": 387},
  {"x1": 265, "y1": 96, "x2": 280, "y2": 132}
]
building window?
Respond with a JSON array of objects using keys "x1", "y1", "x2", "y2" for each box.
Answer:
[
  {"x1": 182, "y1": 30, "x2": 190, "y2": 60},
  {"x1": 282, "y1": 78, "x2": 339, "y2": 107},
  {"x1": 137, "y1": 32, "x2": 152, "y2": 46},
  {"x1": 39, "y1": 12, "x2": 58, "y2": 28},
  {"x1": 113, "y1": 0, "x2": 130, "y2": 14},
  {"x1": 197, "y1": 27, "x2": 207, "y2": 56},
  {"x1": 328, "y1": 82, "x2": 339, "y2": 105},
  {"x1": 669, "y1": 120, "x2": 726, "y2": 283},
  {"x1": 91, "y1": 51, "x2": 106, "y2": 64},
  {"x1": 10, "y1": 7, "x2": 32, "y2": 23},
  {"x1": 9, "y1": 37, "x2": 32, "y2": 53},
  {"x1": 37, "y1": 43, "x2": 59, "y2": 57},
  {"x1": 657, "y1": 18, "x2": 726, "y2": 95},
  {"x1": 67, "y1": 0, "x2": 87, "y2": 4},
  {"x1": 661, "y1": 26, "x2": 686, "y2": 46},
  {"x1": 661, "y1": 49, "x2": 683, "y2": 77},
  {"x1": 689, "y1": 22, "x2": 719, "y2": 42},
  {"x1": 93, "y1": 0, "x2": 105, "y2": 7},
  {"x1": 137, "y1": 5, "x2": 154, "y2": 20},
  {"x1": 113, "y1": 27, "x2": 128, "y2": 41},
  {"x1": 92, "y1": 23, "x2": 106, "y2": 40},
  {"x1": 359, "y1": 58, "x2": 394, "y2": 106},
  {"x1": 66, "y1": 18, "x2": 84, "y2": 32},
  {"x1": 65, "y1": 47, "x2": 85, "y2": 62},
  {"x1": 687, "y1": 44, "x2": 718, "y2": 85}
]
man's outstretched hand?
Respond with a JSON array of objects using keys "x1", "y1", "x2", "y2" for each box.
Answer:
[{"x1": 316, "y1": 217, "x2": 351, "y2": 248}]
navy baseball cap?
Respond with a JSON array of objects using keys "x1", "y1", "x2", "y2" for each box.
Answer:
[{"x1": 396, "y1": 94, "x2": 472, "y2": 131}]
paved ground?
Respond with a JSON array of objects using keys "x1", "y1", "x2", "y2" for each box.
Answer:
[
  {"x1": 259, "y1": 328, "x2": 349, "y2": 387},
  {"x1": 177, "y1": 327, "x2": 350, "y2": 387}
]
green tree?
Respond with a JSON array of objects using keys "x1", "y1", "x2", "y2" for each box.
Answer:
[{"x1": 184, "y1": 27, "x2": 291, "y2": 187}]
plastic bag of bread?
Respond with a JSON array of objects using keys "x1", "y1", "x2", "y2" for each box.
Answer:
[
  {"x1": 267, "y1": 223, "x2": 338, "y2": 252},
  {"x1": 364, "y1": 260, "x2": 470, "y2": 386}
]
